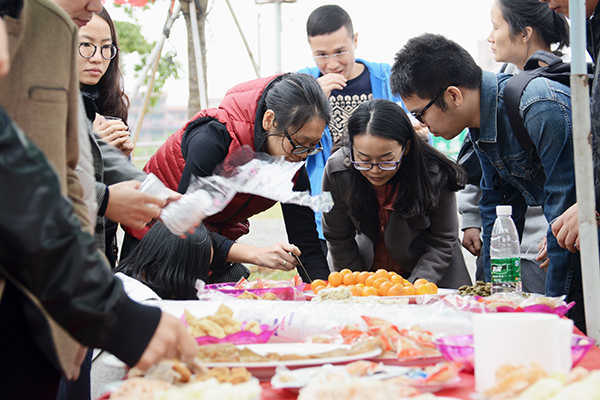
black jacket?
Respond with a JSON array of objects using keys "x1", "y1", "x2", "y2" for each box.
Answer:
[{"x1": 0, "y1": 106, "x2": 160, "y2": 374}]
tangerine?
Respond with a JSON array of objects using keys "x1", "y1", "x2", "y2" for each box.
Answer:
[
  {"x1": 339, "y1": 269, "x2": 352, "y2": 278},
  {"x1": 362, "y1": 287, "x2": 379, "y2": 296},
  {"x1": 364, "y1": 275, "x2": 379, "y2": 287},
  {"x1": 414, "y1": 278, "x2": 429, "y2": 286},
  {"x1": 357, "y1": 271, "x2": 370, "y2": 284},
  {"x1": 425, "y1": 282, "x2": 438, "y2": 294},
  {"x1": 313, "y1": 285, "x2": 326, "y2": 294},
  {"x1": 342, "y1": 272, "x2": 357, "y2": 286},
  {"x1": 375, "y1": 269, "x2": 391, "y2": 280},
  {"x1": 387, "y1": 284, "x2": 406, "y2": 296},
  {"x1": 328, "y1": 271, "x2": 343, "y2": 287},
  {"x1": 372, "y1": 277, "x2": 389, "y2": 289},
  {"x1": 349, "y1": 285, "x2": 363, "y2": 297},
  {"x1": 403, "y1": 284, "x2": 417, "y2": 295},
  {"x1": 310, "y1": 279, "x2": 327, "y2": 293},
  {"x1": 390, "y1": 275, "x2": 403, "y2": 285},
  {"x1": 378, "y1": 281, "x2": 394, "y2": 296},
  {"x1": 416, "y1": 284, "x2": 434, "y2": 295}
]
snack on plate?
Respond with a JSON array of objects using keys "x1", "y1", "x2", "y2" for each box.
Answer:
[
  {"x1": 153, "y1": 378, "x2": 262, "y2": 400},
  {"x1": 336, "y1": 316, "x2": 441, "y2": 360},
  {"x1": 297, "y1": 375, "x2": 422, "y2": 400},
  {"x1": 183, "y1": 305, "x2": 263, "y2": 341},
  {"x1": 128, "y1": 359, "x2": 193, "y2": 384},
  {"x1": 237, "y1": 290, "x2": 278, "y2": 300},
  {"x1": 458, "y1": 281, "x2": 492, "y2": 296},
  {"x1": 312, "y1": 287, "x2": 410, "y2": 305},
  {"x1": 110, "y1": 377, "x2": 173, "y2": 400},
  {"x1": 484, "y1": 365, "x2": 600, "y2": 400},
  {"x1": 195, "y1": 337, "x2": 385, "y2": 363},
  {"x1": 192, "y1": 364, "x2": 253, "y2": 385}
]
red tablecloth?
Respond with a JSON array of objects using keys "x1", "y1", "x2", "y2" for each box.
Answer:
[
  {"x1": 96, "y1": 329, "x2": 600, "y2": 400},
  {"x1": 257, "y1": 325, "x2": 600, "y2": 400}
]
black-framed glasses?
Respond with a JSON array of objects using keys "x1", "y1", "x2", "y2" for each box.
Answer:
[
  {"x1": 284, "y1": 131, "x2": 323, "y2": 156},
  {"x1": 411, "y1": 84, "x2": 453, "y2": 124},
  {"x1": 313, "y1": 51, "x2": 351, "y2": 65},
  {"x1": 79, "y1": 42, "x2": 118, "y2": 61},
  {"x1": 351, "y1": 145, "x2": 406, "y2": 171}
]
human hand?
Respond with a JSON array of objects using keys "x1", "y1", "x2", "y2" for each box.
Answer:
[
  {"x1": 412, "y1": 120, "x2": 431, "y2": 142},
  {"x1": 258, "y1": 243, "x2": 300, "y2": 271},
  {"x1": 93, "y1": 115, "x2": 133, "y2": 157},
  {"x1": 105, "y1": 180, "x2": 166, "y2": 229},
  {"x1": 462, "y1": 227, "x2": 482, "y2": 257},
  {"x1": 551, "y1": 203, "x2": 579, "y2": 253},
  {"x1": 134, "y1": 312, "x2": 198, "y2": 371},
  {"x1": 536, "y1": 236, "x2": 549, "y2": 270},
  {"x1": 0, "y1": 18, "x2": 9, "y2": 77},
  {"x1": 317, "y1": 73, "x2": 347, "y2": 97}
]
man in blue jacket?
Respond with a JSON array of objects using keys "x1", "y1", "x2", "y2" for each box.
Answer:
[
  {"x1": 298, "y1": 5, "x2": 401, "y2": 255},
  {"x1": 391, "y1": 33, "x2": 587, "y2": 332}
]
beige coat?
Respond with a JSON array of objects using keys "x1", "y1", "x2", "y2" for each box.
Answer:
[{"x1": 0, "y1": 0, "x2": 90, "y2": 233}]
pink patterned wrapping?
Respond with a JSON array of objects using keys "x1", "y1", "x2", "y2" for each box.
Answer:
[
  {"x1": 204, "y1": 282, "x2": 307, "y2": 301},
  {"x1": 180, "y1": 314, "x2": 277, "y2": 345}
]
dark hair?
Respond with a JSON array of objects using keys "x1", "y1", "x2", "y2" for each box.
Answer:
[
  {"x1": 306, "y1": 4, "x2": 354, "y2": 38},
  {"x1": 391, "y1": 34, "x2": 482, "y2": 112},
  {"x1": 265, "y1": 73, "x2": 331, "y2": 138},
  {"x1": 497, "y1": 0, "x2": 569, "y2": 54},
  {"x1": 89, "y1": 8, "x2": 130, "y2": 124},
  {"x1": 344, "y1": 99, "x2": 465, "y2": 220},
  {"x1": 114, "y1": 222, "x2": 214, "y2": 300}
]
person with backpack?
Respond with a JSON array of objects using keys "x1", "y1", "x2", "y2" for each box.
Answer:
[
  {"x1": 391, "y1": 33, "x2": 587, "y2": 332},
  {"x1": 458, "y1": 0, "x2": 570, "y2": 294},
  {"x1": 539, "y1": 0, "x2": 600, "y2": 255}
]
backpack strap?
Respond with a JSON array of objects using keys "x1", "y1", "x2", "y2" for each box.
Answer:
[{"x1": 503, "y1": 69, "x2": 541, "y2": 181}]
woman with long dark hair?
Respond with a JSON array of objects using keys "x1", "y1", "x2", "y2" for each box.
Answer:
[
  {"x1": 322, "y1": 99, "x2": 471, "y2": 288},
  {"x1": 79, "y1": 7, "x2": 133, "y2": 157},
  {"x1": 123, "y1": 73, "x2": 332, "y2": 282}
]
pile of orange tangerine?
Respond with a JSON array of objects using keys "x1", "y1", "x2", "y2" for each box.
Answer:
[{"x1": 310, "y1": 269, "x2": 438, "y2": 297}]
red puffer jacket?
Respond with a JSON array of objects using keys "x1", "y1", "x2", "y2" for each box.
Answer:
[{"x1": 128, "y1": 75, "x2": 282, "y2": 240}]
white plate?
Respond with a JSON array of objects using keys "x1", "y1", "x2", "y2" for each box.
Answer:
[
  {"x1": 203, "y1": 343, "x2": 382, "y2": 381},
  {"x1": 272, "y1": 363, "x2": 461, "y2": 393}
]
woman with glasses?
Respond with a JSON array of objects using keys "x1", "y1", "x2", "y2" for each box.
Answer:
[
  {"x1": 78, "y1": 8, "x2": 133, "y2": 158},
  {"x1": 122, "y1": 73, "x2": 332, "y2": 282},
  {"x1": 322, "y1": 99, "x2": 471, "y2": 288}
]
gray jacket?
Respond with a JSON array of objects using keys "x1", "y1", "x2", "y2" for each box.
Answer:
[
  {"x1": 91, "y1": 132, "x2": 146, "y2": 252},
  {"x1": 322, "y1": 148, "x2": 471, "y2": 289}
]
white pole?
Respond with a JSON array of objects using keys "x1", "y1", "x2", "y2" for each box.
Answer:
[
  {"x1": 569, "y1": 0, "x2": 600, "y2": 341},
  {"x1": 274, "y1": 0, "x2": 282, "y2": 73},
  {"x1": 128, "y1": 2, "x2": 181, "y2": 101},
  {"x1": 189, "y1": 0, "x2": 208, "y2": 110}
]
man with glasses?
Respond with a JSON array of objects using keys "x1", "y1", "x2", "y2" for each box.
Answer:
[
  {"x1": 298, "y1": 4, "x2": 402, "y2": 256},
  {"x1": 391, "y1": 33, "x2": 587, "y2": 332}
]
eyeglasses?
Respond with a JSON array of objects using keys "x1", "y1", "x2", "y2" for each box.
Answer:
[
  {"x1": 79, "y1": 42, "x2": 118, "y2": 61},
  {"x1": 351, "y1": 146, "x2": 406, "y2": 171},
  {"x1": 285, "y1": 131, "x2": 323, "y2": 156},
  {"x1": 313, "y1": 51, "x2": 351, "y2": 65},
  {"x1": 411, "y1": 85, "x2": 452, "y2": 124}
]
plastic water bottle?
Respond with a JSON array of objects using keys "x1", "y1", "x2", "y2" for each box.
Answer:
[{"x1": 490, "y1": 205, "x2": 522, "y2": 293}]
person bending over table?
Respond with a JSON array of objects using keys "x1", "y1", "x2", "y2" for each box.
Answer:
[
  {"x1": 322, "y1": 99, "x2": 471, "y2": 289},
  {"x1": 122, "y1": 73, "x2": 332, "y2": 282}
]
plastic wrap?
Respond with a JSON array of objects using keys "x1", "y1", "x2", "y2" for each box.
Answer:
[
  {"x1": 188, "y1": 146, "x2": 334, "y2": 215},
  {"x1": 152, "y1": 298, "x2": 475, "y2": 344},
  {"x1": 430, "y1": 293, "x2": 575, "y2": 317},
  {"x1": 202, "y1": 281, "x2": 307, "y2": 301}
]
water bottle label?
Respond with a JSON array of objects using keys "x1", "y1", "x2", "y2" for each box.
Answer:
[{"x1": 491, "y1": 257, "x2": 521, "y2": 283}]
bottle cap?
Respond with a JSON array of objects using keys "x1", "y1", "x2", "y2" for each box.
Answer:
[{"x1": 496, "y1": 205, "x2": 512, "y2": 216}]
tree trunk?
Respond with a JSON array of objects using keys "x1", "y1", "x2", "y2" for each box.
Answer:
[{"x1": 181, "y1": 0, "x2": 209, "y2": 118}]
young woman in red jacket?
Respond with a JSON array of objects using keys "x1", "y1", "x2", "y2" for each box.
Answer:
[{"x1": 123, "y1": 73, "x2": 332, "y2": 282}]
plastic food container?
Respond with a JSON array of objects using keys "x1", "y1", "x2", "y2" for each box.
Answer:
[{"x1": 432, "y1": 334, "x2": 595, "y2": 374}]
